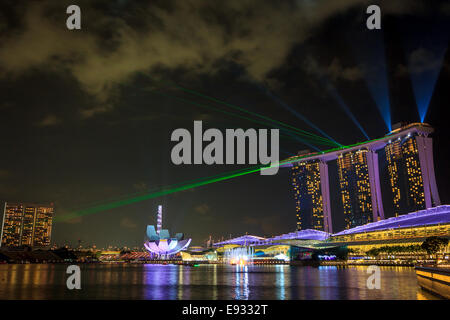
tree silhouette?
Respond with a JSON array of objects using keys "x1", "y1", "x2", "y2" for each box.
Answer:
[{"x1": 421, "y1": 237, "x2": 449, "y2": 264}]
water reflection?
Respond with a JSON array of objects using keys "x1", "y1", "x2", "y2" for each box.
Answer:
[
  {"x1": 0, "y1": 264, "x2": 438, "y2": 300},
  {"x1": 212, "y1": 264, "x2": 218, "y2": 300},
  {"x1": 233, "y1": 265, "x2": 249, "y2": 300},
  {"x1": 276, "y1": 265, "x2": 285, "y2": 300},
  {"x1": 316, "y1": 266, "x2": 339, "y2": 300},
  {"x1": 177, "y1": 265, "x2": 183, "y2": 300},
  {"x1": 142, "y1": 264, "x2": 179, "y2": 299}
]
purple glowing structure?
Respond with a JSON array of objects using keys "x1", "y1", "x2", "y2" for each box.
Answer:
[
  {"x1": 266, "y1": 229, "x2": 330, "y2": 242},
  {"x1": 213, "y1": 235, "x2": 267, "y2": 247},
  {"x1": 143, "y1": 205, "x2": 191, "y2": 257},
  {"x1": 333, "y1": 205, "x2": 450, "y2": 236},
  {"x1": 213, "y1": 230, "x2": 330, "y2": 247}
]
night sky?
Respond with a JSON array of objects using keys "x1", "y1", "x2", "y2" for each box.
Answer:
[{"x1": 0, "y1": 0, "x2": 449, "y2": 248}]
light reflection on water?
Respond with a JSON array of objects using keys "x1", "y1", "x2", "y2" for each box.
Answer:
[
  {"x1": 233, "y1": 265, "x2": 250, "y2": 300},
  {"x1": 0, "y1": 264, "x2": 440, "y2": 300},
  {"x1": 276, "y1": 265, "x2": 286, "y2": 300}
]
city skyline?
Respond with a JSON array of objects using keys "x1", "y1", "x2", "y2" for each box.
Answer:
[
  {"x1": 0, "y1": 123, "x2": 443, "y2": 248},
  {"x1": 0, "y1": 0, "x2": 449, "y2": 247}
]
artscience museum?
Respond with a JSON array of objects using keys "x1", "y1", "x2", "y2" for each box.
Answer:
[
  {"x1": 143, "y1": 205, "x2": 192, "y2": 257},
  {"x1": 144, "y1": 225, "x2": 191, "y2": 257}
]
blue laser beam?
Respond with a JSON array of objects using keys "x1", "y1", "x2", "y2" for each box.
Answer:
[
  {"x1": 409, "y1": 46, "x2": 447, "y2": 122},
  {"x1": 399, "y1": 18, "x2": 449, "y2": 122},
  {"x1": 347, "y1": 29, "x2": 392, "y2": 132},
  {"x1": 320, "y1": 79, "x2": 370, "y2": 140},
  {"x1": 255, "y1": 85, "x2": 342, "y2": 147},
  {"x1": 300, "y1": 55, "x2": 371, "y2": 141}
]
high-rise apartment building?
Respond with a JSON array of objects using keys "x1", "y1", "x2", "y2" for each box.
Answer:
[{"x1": 0, "y1": 202, "x2": 54, "y2": 247}]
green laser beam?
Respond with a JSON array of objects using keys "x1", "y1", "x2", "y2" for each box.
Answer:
[
  {"x1": 57, "y1": 158, "x2": 293, "y2": 222},
  {"x1": 54, "y1": 161, "x2": 291, "y2": 222},
  {"x1": 55, "y1": 165, "x2": 265, "y2": 222},
  {"x1": 143, "y1": 74, "x2": 338, "y2": 145},
  {"x1": 62, "y1": 91, "x2": 334, "y2": 216},
  {"x1": 173, "y1": 84, "x2": 341, "y2": 146},
  {"x1": 154, "y1": 90, "x2": 337, "y2": 146},
  {"x1": 64, "y1": 164, "x2": 272, "y2": 213},
  {"x1": 56, "y1": 135, "x2": 388, "y2": 222}
]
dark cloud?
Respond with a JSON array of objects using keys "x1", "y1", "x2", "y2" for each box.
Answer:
[
  {"x1": 0, "y1": 0, "x2": 420, "y2": 113},
  {"x1": 303, "y1": 56, "x2": 363, "y2": 81},
  {"x1": 36, "y1": 114, "x2": 62, "y2": 127},
  {"x1": 408, "y1": 48, "x2": 443, "y2": 74},
  {"x1": 327, "y1": 58, "x2": 363, "y2": 81},
  {"x1": 120, "y1": 217, "x2": 138, "y2": 229},
  {"x1": 396, "y1": 47, "x2": 448, "y2": 77},
  {"x1": 194, "y1": 203, "x2": 211, "y2": 217}
]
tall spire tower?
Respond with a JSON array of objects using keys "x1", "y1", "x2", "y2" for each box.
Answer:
[{"x1": 156, "y1": 205, "x2": 163, "y2": 235}]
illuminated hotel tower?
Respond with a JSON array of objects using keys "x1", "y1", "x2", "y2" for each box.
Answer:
[
  {"x1": 292, "y1": 155, "x2": 332, "y2": 233},
  {"x1": 385, "y1": 131, "x2": 440, "y2": 216},
  {"x1": 285, "y1": 123, "x2": 438, "y2": 232},
  {"x1": 0, "y1": 202, "x2": 54, "y2": 247},
  {"x1": 337, "y1": 149, "x2": 384, "y2": 229}
]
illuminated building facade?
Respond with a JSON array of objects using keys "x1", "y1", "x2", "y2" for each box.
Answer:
[
  {"x1": 292, "y1": 160, "x2": 324, "y2": 231},
  {"x1": 143, "y1": 205, "x2": 191, "y2": 257},
  {"x1": 290, "y1": 149, "x2": 333, "y2": 233},
  {"x1": 329, "y1": 205, "x2": 450, "y2": 253},
  {"x1": 180, "y1": 249, "x2": 218, "y2": 262},
  {"x1": 282, "y1": 122, "x2": 441, "y2": 234},
  {"x1": 212, "y1": 206, "x2": 449, "y2": 263},
  {"x1": 385, "y1": 134, "x2": 426, "y2": 216},
  {"x1": 0, "y1": 202, "x2": 54, "y2": 247},
  {"x1": 337, "y1": 150, "x2": 378, "y2": 229},
  {"x1": 283, "y1": 123, "x2": 438, "y2": 231}
]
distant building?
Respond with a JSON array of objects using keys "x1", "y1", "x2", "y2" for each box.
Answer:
[
  {"x1": 337, "y1": 150, "x2": 374, "y2": 229},
  {"x1": 0, "y1": 202, "x2": 54, "y2": 248},
  {"x1": 385, "y1": 134, "x2": 426, "y2": 216}
]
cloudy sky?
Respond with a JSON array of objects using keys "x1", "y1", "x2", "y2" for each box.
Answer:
[{"x1": 0, "y1": 0, "x2": 449, "y2": 248}]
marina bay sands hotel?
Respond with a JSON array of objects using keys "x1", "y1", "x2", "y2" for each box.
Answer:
[{"x1": 285, "y1": 122, "x2": 440, "y2": 233}]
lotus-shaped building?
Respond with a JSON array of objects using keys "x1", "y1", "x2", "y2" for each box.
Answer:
[{"x1": 143, "y1": 205, "x2": 191, "y2": 257}]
